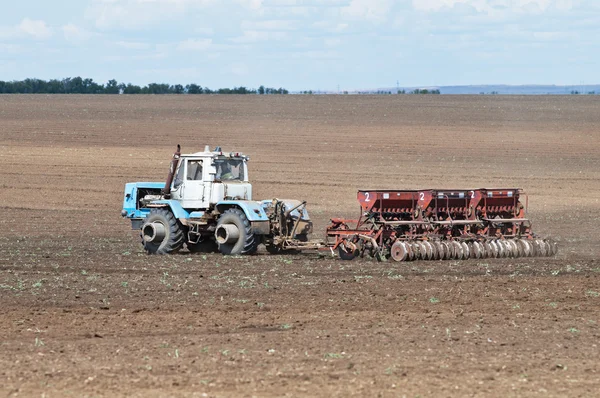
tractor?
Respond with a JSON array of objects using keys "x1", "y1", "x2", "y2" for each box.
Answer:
[{"x1": 121, "y1": 145, "x2": 318, "y2": 255}]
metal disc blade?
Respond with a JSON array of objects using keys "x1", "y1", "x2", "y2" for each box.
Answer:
[
  {"x1": 461, "y1": 242, "x2": 470, "y2": 259},
  {"x1": 390, "y1": 241, "x2": 408, "y2": 262},
  {"x1": 423, "y1": 241, "x2": 433, "y2": 260},
  {"x1": 433, "y1": 241, "x2": 443, "y2": 260},
  {"x1": 452, "y1": 241, "x2": 463, "y2": 259}
]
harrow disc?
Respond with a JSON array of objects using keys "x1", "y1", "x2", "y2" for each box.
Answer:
[
  {"x1": 452, "y1": 241, "x2": 463, "y2": 259},
  {"x1": 466, "y1": 242, "x2": 475, "y2": 258},
  {"x1": 423, "y1": 241, "x2": 434, "y2": 260},
  {"x1": 489, "y1": 240, "x2": 498, "y2": 258},
  {"x1": 472, "y1": 241, "x2": 483, "y2": 259},
  {"x1": 433, "y1": 241, "x2": 443, "y2": 260},
  {"x1": 526, "y1": 240, "x2": 535, "y2": 257},
  {"x1": 408, "y1": 242, "x2": 417, "y2": 260},
  {"x1": 535, "y1": 239, "x2": 547, "y2": 256},
  {"x1": 507, "y1": 240, "x2": 516, "y2": 257},
  {"x1": 461, "y1": 242, "x2": 470, "y2": 259},
  {"x1": 478, "y1": 241, "x2": 487, "y2": 259},
  {"x1": 441, "y1": 241, "x2": 451, "y2": 260},
  {"x1": 484, "y1": 241, "x2": 494, "y2": 258},
  {"x1": 546, "y1": 239, "x2": 558, "y2": 256},
  {"x1": 495, "y1": 240, "x2": 505, "y2": 258},
  {"x1": 508, "y1": 240, "x2": 519, "y2": 257},
  {"x1": 416, "y1": 241, "x2": 427, "y2": 260},
  {"x1": 517, "y1": 239, "x2": 530, "y2": 257},
  {"x1": 390, "y1": 241, "x2": 408, "y2": 262},
  {"x1": 542, "y1": 240, "x2": 551, "y2": 256},
  {"x1": 531, "y1": 239, "x2": 541, "y2": 256}
]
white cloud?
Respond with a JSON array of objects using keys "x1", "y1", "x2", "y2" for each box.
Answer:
[
  {"x1": 176, "y1": 38, "x2": 213, "y2": 50},
  {"x1": 116, "y1": 40, "x2": 151, "y2": 49},
  {"x1": 230, "y1": 30, "x2": 288, "y2": 43},
  {"x1": 341, "y1": 0, "x2": 393, "y2": 21},
  {"x1": 324, "y1": 37, "x2": 341, "y2": 47},
  {"x1": 193, "y1": 27, "x2": 215, "y2": 36},
  {"x1": 0, "y1": 43, "x2": 21, "y2": 53},
  {"x1": 86, "y1": 0, "x2": 272, "y2": 29},
  {"x1": 62, "y1": 24, "x2": 92, "y2": 43},
  {"x1": 412, "y1": 0, "x2": 576, "y2": 13},
  {"x1": 87, "y1": 0, "x2": 216, "y2": 29},
  {"x1": 312, "y1": 21, "x2": 348, "y2": 32},
  {"x1": 230, "y1": 63, "x2": 249, "y2": 76},
  {"x1": 236, "y1": 0, "x2": 263, "y2": 9},
  {"x1": 241, "y1": 19, "x2": 299, "y2": 30},
  {"x1": 18, "y1": 18, "x2": 52, "y2": 39}
]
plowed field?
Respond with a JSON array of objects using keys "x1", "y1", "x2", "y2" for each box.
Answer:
[{"x1": 1, "y1": 94, "x2": 599, "y2": 397}]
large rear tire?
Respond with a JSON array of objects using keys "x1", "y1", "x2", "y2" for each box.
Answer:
[
  {"x1": 215, "y1": 208, "x2": 258, "y2": 255},
  {"x1": 141, "y1": 208, "x2": 185, "y2": 254}
]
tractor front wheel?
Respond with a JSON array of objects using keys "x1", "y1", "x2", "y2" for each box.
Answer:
[
  {"x1": 215, "y1": 208, "x2": 258, "y2": 255},
  {"x1": 141, "y1": 208, "x2": 185, "y2": 254}
]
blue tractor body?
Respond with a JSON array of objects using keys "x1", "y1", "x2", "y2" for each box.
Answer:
[{"x1": 121, "y1": 145, "x2": 313, "y2": 255}]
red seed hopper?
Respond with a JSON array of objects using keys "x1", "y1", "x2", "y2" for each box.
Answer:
[{"x1": 327, "y1": 188, "x2": 557, "y2": 261}]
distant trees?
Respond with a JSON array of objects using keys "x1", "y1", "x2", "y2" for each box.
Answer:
[
  {"x1": 0, "y1": 77, "x2": 290, "y2": 95},
  {"x1": 186, "y1": 83, "x2": 203, "y2": 94},
  {"x1": 411, "y1": 89, "x2": 441, "y2": 95},
  {"x1": 105, "y1": 79, "x2": 120, "y2": 94}
]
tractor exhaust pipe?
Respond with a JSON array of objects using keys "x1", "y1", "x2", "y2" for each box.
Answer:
[{"x1": 162, "y1": 144, "x2": 181, "y2": 198}]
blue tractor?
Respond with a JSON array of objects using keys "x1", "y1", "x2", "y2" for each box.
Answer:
[{"x1": 121, "y1": 145, "x2": 317, "y2": 255}]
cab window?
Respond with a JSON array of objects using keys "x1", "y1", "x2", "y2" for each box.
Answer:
[
  {"x1": 173, "y1": 162, "x2": 185, "y2": 188},
  {"x1": 215, "y1": 159, "x2": 244, "y2": 181},
  {"x1": 187, "y1": 160, "x2": 203, "y2": 180}
]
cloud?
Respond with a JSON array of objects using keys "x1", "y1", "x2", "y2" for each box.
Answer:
[
  {"x1": 86, "y1": 0, "x2": 264, "y2": 29},
  {"x1": 115, "y1": 40, "x2": 151, "y2": 49},
  {"x1": 87, "y1": 0, "x2": 214, "y2": 29},
  {"x1": 241, "y1": 19, "x2": 299, "y2": 30},
  {"x1": 236, "y1": 0, "x2": 263, "y2": 9},
  {"x1": 341, "y1": 0, "x2": 393, "y2": 21},
  {"x1": 230, "y1": 63, "x2": 249, "y2": 76},
  {"x1": 176, "y1": 38, "x2": 213, "y2": 51},
  {"x1": 62, "y1": 24, "x2": 92, "y2": 43},
  {"x1": 18, "y1": 18, "x2": 52, "y2": 39},
  {"x1": 0, "y1": 43, "x2": 21, "y2": 53},
  {"x1": 412, "y1": 0, "x2": 576, "y2": 13},
  {"x1": 230, "y1": 30, "x2": 288, "y2": 43},
  {"x1": 324, "y1": 37, "x2": 341, "y2": 47}
]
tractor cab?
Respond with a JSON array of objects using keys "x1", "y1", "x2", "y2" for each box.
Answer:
[{"x1": 169, "y1": 146, "x2": 252, "y2": 209}]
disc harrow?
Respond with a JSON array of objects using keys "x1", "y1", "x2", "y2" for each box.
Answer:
[{"x1": 327, "y1": 188, "x2": 558, "y2": 262}]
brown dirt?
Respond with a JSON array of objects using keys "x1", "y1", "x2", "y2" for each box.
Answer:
[{"x1": 1, "y1": 94, "x2": 599, "y2": 397}]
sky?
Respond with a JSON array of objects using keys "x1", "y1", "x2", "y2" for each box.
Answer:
[{"x1": 0, "y1": 0, "x2": 598, "y2": 91}]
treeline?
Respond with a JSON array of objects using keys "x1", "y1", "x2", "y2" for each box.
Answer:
[
  {"x1": 0, "y1": 77, "x2": 289, "y2": 95},
  {"x1": 351, "y1": 89, "x2": 441, "y2": 95}
]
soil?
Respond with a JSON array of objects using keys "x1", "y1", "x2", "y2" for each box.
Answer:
[{"x1": 1, "y1": 94, "x2": 599, "y2": 397}]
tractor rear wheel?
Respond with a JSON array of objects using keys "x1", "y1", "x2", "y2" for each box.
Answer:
[
  {"x1": 141, "y1": 208, "x2": 185, "y2": 254},
  {"x1": 215, "y1": 208, "x2": 258, "y2": 255}
]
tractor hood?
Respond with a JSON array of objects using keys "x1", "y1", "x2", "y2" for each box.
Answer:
[{"x1": 211, "y1": 181, "x2": 252, "y2": 203}]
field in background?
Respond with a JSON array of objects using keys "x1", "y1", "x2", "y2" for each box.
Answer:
[{"x1": 1, "y1": 95, "x2": 599, "y2": 396}]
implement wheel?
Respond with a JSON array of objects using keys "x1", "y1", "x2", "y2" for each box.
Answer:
[
  {"x1": 390, "y1": 241, "x2": 408, "y2": 262},
  {"x1": 141, "y1": 208, "x2": 185, "y2": 254},
  {"x1": 215, "y1": 208, "x2": 258, "y2": 255},
  {"x1": 338, "y1": 240, "x2": 358, "y2": 261}
]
